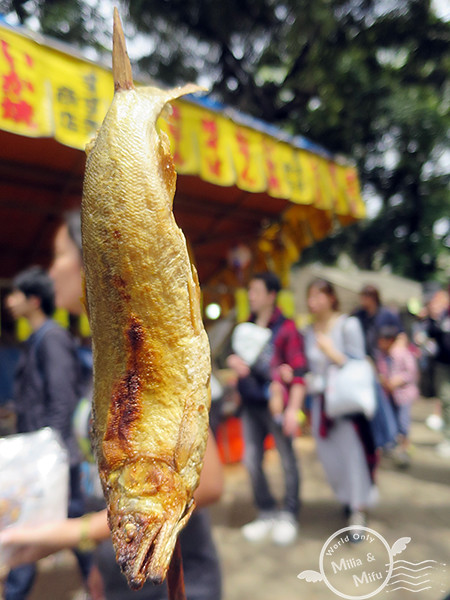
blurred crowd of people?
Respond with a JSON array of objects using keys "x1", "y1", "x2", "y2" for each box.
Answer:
[
  {"x1": 221, "y1": 272, "x2": 448, "y2": 552},
  {"x1": 0, "y1": 219, "x2": 449, "y2": 599}
]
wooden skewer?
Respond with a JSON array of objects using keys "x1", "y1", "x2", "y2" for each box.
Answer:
[
  {"x1": 167, "y1": 538, "x2": 187, "y2": 600},
  {"x1": 112, "y1": 7, "x2": 134, "y2": 91}
]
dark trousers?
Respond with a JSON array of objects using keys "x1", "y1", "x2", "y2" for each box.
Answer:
[
  {"x1": 4, "y1": 565, "x2": 36, "y2": 600},
  {"x1": 5, "y1": 465, "x2": 92, "y2": 600},
  {"x1": 241, "y1": 405, "x2": 301, "y2": 516}
]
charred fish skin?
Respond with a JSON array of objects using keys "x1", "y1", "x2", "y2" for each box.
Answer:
[{"x1": 81, "y1": 84, "x2": 211, "y2": 589}]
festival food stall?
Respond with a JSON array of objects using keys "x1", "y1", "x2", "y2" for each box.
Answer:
[
  {"x1": 0, "y1": 21, "x2": 366, "y2": 458},
  {"x1": 0, "y1": 21, "x2": 365, "y2": 297}
]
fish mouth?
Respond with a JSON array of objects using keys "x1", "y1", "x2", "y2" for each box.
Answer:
[
  {"x1": 126, "y1": 520, "x2": 164, "y2": 590},
  {"x1": 110, "y1": 500, "x2": 195, "y2": 590}
]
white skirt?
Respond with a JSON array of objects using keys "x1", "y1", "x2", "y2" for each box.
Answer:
[{"x1": 311, "y1": 397, "x2": 378, "y2": 511}]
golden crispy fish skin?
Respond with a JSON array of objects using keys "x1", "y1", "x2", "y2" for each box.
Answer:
[{"x1": 81, "y1": 84, "x2": 211, "y2": 590}]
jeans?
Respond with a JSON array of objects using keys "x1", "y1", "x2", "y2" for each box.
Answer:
[
  {"x1": 4, "y1": 565, "x2": 36, "y2": 600},
  {"x1": 391, "y1": 402, "x2": 411, "y2": 438},
  {"x1": 369, "y1": 381, "x2": 398, "y2": 449},
  {"x1": 241, "y1": 405, "x2": 300, "y2": 516}
]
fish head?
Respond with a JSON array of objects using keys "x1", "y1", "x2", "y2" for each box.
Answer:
[{"x1": 104, "y1": 459, "x2": 195, "y2": 590}]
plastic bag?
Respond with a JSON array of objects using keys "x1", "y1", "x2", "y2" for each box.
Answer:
[
  {"x1": 231, "y1": 322, "x2": 272, "y2": 366},
  {"x1": 0, "y1": 427, "x2": 69, "y2": 561},
  {"x1": 325, "y1": 359, "x2": 377, "y2": 420}
]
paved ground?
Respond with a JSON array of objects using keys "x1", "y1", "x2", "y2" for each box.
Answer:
[{"x1": 18, "y1": 397, "x2": 450, "y2": 600}]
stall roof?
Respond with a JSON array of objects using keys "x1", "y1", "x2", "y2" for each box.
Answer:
[{"x1": 0, "y1": 21, "x2": 366, "y2": 289}]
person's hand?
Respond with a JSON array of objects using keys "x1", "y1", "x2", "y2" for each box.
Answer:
[
  {"x1": 226, "y1": 354, "x2": 250, "y2": 378},
  {"x1": 0, "y1": 526, "x2": 57, "y2": 568},
  {"x1": 279, "y1": 363, "x2": 294, "y2": 384},
  {"x1": 283, "y1": 406, "x2": 299, "y2": 437},
  {"x1": 316, "y1": 333, "x2": 336, "y2": 357},
  {"x1": 316, "y1": 333, "x2": 347, "y2": 365},
  {"x1": 378, "y1": 374, "x2": 392, "y2": 393}
]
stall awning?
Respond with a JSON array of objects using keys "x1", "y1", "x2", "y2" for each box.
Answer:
[{"x1": 0, "y1": 21, "x2": 365, "y2": 288}]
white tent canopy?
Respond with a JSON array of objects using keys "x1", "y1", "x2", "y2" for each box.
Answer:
[{"x1": 291, "y1": 260, "x2": 422, "y2": 316}]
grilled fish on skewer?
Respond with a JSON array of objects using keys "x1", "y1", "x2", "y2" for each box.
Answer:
[{"x1": 81, "y1": 9, "x2": 210, "y2": 590}]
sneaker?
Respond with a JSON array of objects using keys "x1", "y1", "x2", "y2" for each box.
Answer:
[
  {"x1": 436, "y1": 440, "x2": 450, "y2": 458},
  {"x1": 393, "y1": 448, "x2": 411, "y2": 468},
  {"x1": 348, "y1": 511, "x2": 366, "y2": 544},
  {"x1": 241, "y1": 514, "x2": 275, "y2": 542},
  {"x1": 271, "y1": 512, "x2": 299, "y2": 546}
]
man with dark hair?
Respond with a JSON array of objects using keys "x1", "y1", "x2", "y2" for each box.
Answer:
[
  {"x1": 252, "y1": 271, "x2": 282, "y2": 295},
  {"x1": 11, "y1": 266, "x2": 56, "y2": 318},
  {"x1": 227, "y1": 272, "x2": 306, "y2": 546},
  {"x1": 354, "y1": 284, "x2": 404, "y2": 358},
  {"x1": 5, "y1": 266, "x2": 82, "y2": 448},
  {"x1": 4, "y1": 266, "x2": 89, "y2": 600}
]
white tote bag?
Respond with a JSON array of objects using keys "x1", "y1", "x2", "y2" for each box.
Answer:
[{"x1": 325, "y1": 358, "x2": 377, "y2": 420}]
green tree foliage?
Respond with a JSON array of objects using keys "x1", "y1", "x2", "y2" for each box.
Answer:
[
  {"x1": 1, "y1": 0, "x2": 448, "y2": 281},
  {"x1": 1, "y1": 0, "x2": 108, "y2": 49}
]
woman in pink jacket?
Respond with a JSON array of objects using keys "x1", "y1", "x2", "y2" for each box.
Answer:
[{"x1": 376, "y1": 325, "x2": 419, "y2": 467}]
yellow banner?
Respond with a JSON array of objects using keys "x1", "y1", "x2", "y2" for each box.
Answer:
[
  {"x1": 0, "y1": 26, "x2": 113, "y2": 147},
  {"x1": 0, "y1": 28, "x2": 51, "y2": 137},
  {"x1": 0, "y1": 24, "x2": 365, "y2": 219},
  {"x1": 293, "y1": 151, "x2": 321, "y2": 206},
  {"x1": 159, "y1": 100, "x2": 201, "y2": 175},
  {"x1": 228, "y1": 124, "x2": 266, "y2": 192},
  {"x1": 197, "y1": 109, "x2": 235, "y2": 186},
  {"x1": 336, "y1": 164, "x2": 365, "y2": 219},
  {"x1": 262, "y1": 138, "x2": 295, "y2": 199},
  {"x1": 47, "y1": 52, "x2": 113, "y2": 149}
]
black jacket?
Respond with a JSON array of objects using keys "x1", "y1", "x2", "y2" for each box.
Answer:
[
  {"x1": 13, "y1": 320, "x2": 82, "y2": 466},
  {"x1": 427, "y1": 309, "x2": 450, "y2": 365},
  {"x1": 237, "y1": 309, "x2": 286, "y2": 407}
]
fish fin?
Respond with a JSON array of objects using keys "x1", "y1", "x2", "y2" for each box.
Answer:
[{"x1": 166, "y1": 83, "x2": 207, "y2": 103}]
